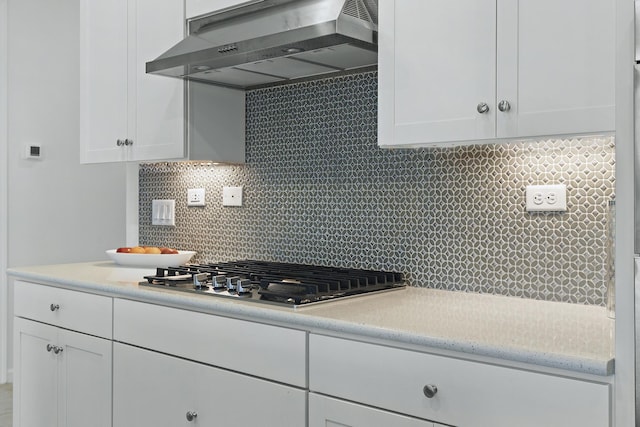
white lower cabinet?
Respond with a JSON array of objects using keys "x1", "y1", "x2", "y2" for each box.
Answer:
[
  {"x1": 13, "y1": 318, "x2": 112, "y2": 427},
  {"x1": 309, "y1": 334, "x2": 611, "y2": 427},
  {"x1": 113, "y1": 342, "x2": 306, "y2": 427},
  {"x1": 310, "y1": 393, "x2": 441, "y2": 427}
]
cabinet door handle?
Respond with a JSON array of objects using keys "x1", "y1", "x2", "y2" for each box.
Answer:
[
  {"x1": 50, "y1": 303, "x2": 60, "y2": 312},
  {"x1": 423, "y1": 384, "x2": 438, "y2": 398},
  {"x1": 498, "y1": 100, "x2": 511, "y2": 112},
  {"x1": 116, "y1": 139, "x2": 125, "y2": 147},
  {"x1": 52, "y1": 346, "x2": 63, "y2": 355},
  {"x1": 124, "y1": 139, "x2": 133, "y2": 146},
  {"x1": 476, "y1": 102, "x2": 490, "y2": 114},
  {"x1": 186, "y1": 411, "x2": 198, "y2": 421},
  {"x1": 46, "y1": 344, "x2": 54, "y2": 352}
]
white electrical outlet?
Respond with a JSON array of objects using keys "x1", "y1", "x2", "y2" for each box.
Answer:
[
  {"x1": 222, "y1": 186, "x2": 243, "y2": 207},
  {"x1": 187, "y1": 188, "x2": 206, "y2": 206},
  {"x1": 152, "y1": 200, "x2": 176, "y2": 226},
  {"x1": 525, "y1": 184, "x2": 567, "y2": 212}
]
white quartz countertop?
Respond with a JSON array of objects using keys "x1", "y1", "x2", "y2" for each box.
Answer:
[{"x1": 7, "y1": 261, "x2": 614, "y2": 377}]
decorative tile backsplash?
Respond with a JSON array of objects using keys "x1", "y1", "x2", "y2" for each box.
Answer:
[{"x1": 139, "y1": 71, "x2": 615, "y2": 306}]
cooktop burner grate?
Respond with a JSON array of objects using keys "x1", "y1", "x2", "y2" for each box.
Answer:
[{"x1": 139, "y1": 260, "x2": 405, "y2": 307}]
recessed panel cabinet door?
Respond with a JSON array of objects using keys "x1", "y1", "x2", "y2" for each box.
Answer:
[
  {"x1": 131, "y1": 0, "x2": 185, "y2": 161},
  {"x1": 58, "y1": 330, "x2": 112, "y2": 427},
  {"x1": 13, "y1": 318, "x2": 112, "y2": 427},
  {"x1": 13, "y1": 319, "x2": 58, "y2": 427},
  {"x1": 378, "y1": 0, "x2": 497, "y2": 147},
  {"x1": 79, "y1": 0, "x2": 129, "y2": 163},
  {"x1": 80, "y1": 0, "x2": 185, "y2": 163},
  {"x1": 496, "y1": 0, "x2": 615, "y2": 138}
]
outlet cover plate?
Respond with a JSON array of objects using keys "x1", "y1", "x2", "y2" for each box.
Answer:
[
  {"x1": 525, "y1": 184, "x2": 567, "y2": 212},
  {"x1": 187, "y1": 188, "x2": 206, "y2": 207},
  {"x1": 223, "y1": 186, "x2": 243, "y2": 207}
]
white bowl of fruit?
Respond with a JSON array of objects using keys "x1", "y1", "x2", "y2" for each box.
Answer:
[{"x1": 106, "y1": 246, "x2": 196, "y2": 267}]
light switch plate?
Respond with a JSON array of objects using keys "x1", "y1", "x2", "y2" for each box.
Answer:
[
  {"x1": 152, "y1": 199, "x2": 175, "y2": 226},
  {"x1": 525, "y1": 184, "x2": 567, "y2": 212},
  {"x1": 222, "y1": 186, "x2": 243, "y2": 207}
]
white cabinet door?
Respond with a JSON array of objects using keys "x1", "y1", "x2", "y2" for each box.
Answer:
[
  {"x1": 80, "y1": 0, "x2": 185, "y2": 163},
  {"x1": 186, "y1": 0, "x2": 258, "y2": 19},
  {"x1": 58, "y1": 329, "x2": 112, "y2": 427},
  {"x1": 13, "y1": 318, "x2": 58, "y2": 427},
  {"x1": 379, "y1": 0, "x2": 615, "y2": 147},
  {"x1": 309, "y1": 394, "x2": 437, "y2": 427},
  {"x1": 113, "y1": 343, "x2": 307, "y2": 427},
  {"x1": 131, "y1": 0, "x2": 185, "y2": 161},
  {"x1": 79, "y1": 0, "x2": 129, "y2": 163},
  {"x1": 378, "y1": 0, "x2": 496, "y2": 147},
  {"x1": 13, "y1": 319, "x2": 112, "y2": 427},
  {"x1": 496, "y1": 0, "x2": 615, "y2": 138}
]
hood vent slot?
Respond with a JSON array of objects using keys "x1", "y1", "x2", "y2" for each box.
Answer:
[
  {"x1": 342, "y1": 0, "x2": 378, "y2": 24},
  {"x1": 342, "y1": 0, "x2": 376, "y2": 23}
]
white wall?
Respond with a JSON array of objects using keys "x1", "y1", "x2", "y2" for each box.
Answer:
[
  {"x1": 0, "y1": 0, "x2": 8, "y2": 384},
  {"x1": 3, "y1": 0, "x2": 127, "y2": 379}
]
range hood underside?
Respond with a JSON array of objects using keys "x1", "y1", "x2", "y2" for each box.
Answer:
[{"x1": 148, "y1": 29, "x2": 376, "y2": 89}]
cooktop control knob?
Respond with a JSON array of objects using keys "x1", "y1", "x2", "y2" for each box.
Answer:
[
  {"x1": 237, "y1": 279, "x2": 252, "y2": 294},
  {"x1": 226, "y1": 276, "x2": 240, "y2": 291},
  {"x1": 192, "y1": 273, "x2": 208, "y2": 290},
  {"x1": 212, "y1": 275, "x2": 227, "y2": 289}
]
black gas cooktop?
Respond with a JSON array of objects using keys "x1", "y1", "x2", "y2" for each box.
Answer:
[{"x1": 139, "y1": 260, "x2": 405, "y2": 308}]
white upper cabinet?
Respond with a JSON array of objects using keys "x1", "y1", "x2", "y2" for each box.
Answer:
[
  {"x1": 80, "y1": 0, "x2": 185, "y2": 163},
  {"x1": 378, "y1": 0, "x2": 615, "y2": 147},
  {"x1": 186, "y1": 0, "x2": 257, "y2": 19}
]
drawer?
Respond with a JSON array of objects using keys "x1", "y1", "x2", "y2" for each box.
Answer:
[
  {"x1": 309, "y1": 334, "x2": 610, "y2": 427},
  {"x1": 114, "y1": 343, "x2": 307, "y2": 427},
  {"x1": 113, "y1": 298, "x2": 307, "y2": 387},
  {"x1": 309, "y1": 393, "x2": 437, "y2": 427},
  {"x1": 14, "y1": 280, "x2": 112, "y2": 339}
]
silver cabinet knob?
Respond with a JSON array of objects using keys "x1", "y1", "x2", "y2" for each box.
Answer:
[
  {"x1": 476, "y1": 102, "x2": 489, "y2": 114},
  {"x1": 124, "y1": 139, "x2": 133, "y2": 146},
  {"x1": 46, "y1": 344, "x2": 63, "y2": 354},
  {"x1": 116, "y1": 139, "x2": 125, "y2": 147},
  {"x1": 423, "y1": 384, "x2": 438, "y2": 398},
  {"x1": 498, "y1": 100, "x2": 511, "y2": 112},
  {"x1": 50, "y1": 304, "x2": 60, "y2": 312},
  {"x1": 186, "y1": 411, "x2": 198, "y2": 421}
]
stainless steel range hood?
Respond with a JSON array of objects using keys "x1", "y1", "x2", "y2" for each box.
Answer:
[{"x1": 146, "y1": 0, "x2": 378, "y2": 89}]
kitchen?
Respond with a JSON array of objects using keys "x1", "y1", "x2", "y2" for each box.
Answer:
[{"x1": 0, "y1": 0, "x2": 636, "y2": 426}]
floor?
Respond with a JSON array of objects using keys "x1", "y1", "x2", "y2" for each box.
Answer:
[{"x1": 0, "y1": 384, "x2": 11, "y2": 427}]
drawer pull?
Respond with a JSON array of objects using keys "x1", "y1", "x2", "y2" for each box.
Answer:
[
  {"x1": 186, "y1": 411, "x2": 198, "y2": 421},
  {"x1": 423, "y1": 384, "x2": 438, "y2": 398},
  {"x1": 46, "y1": 344, "x2": 54, "y2": 352},
  {"x1": 50, "y1": 303, "x2": 60, "y2": 312}
]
